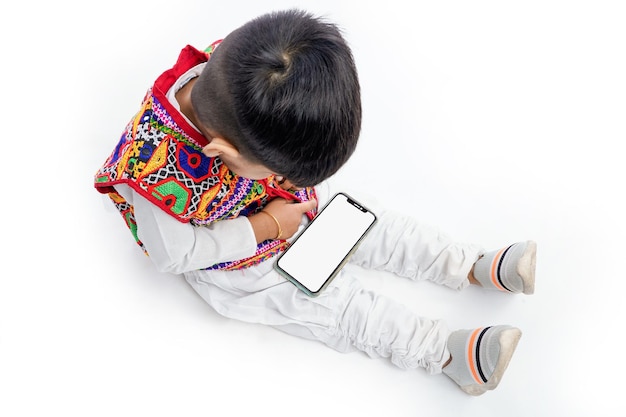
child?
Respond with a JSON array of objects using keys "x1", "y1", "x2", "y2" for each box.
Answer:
[{"x1": 94, "y1": 9, "x2": 536, "y2": 396}]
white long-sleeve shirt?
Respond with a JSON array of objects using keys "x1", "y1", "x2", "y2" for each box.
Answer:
[
  {"x1": 114, "y1": 183, "x2": 259, "y2": 274},
  {"x1": 113, "y1": 181, "x2": 331, "y2": 275}
]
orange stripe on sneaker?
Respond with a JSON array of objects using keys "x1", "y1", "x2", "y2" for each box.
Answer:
[
  {"x1": 467, "y1": 328, "x2": 484, "y2": 384},
  {"x1": 490, "y1": 248, "x2": 507, "y2": 291}
]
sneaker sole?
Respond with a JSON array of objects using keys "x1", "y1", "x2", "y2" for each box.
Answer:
[
  {"x1": 517, "y1": 240, "x2": 537, "y2": 295},
  {"x1": 461, "y1": 327, "x2": 522, "y2": 396}
]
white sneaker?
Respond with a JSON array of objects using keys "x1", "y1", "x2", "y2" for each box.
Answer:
[
  {"x1": 473, "y1": 241, "x2": 537, "y2": 294},
  {"x1": 442, "y1": 325, "x2": 522, "y2": 395}
]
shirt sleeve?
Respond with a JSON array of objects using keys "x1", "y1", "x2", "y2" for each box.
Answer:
[{"x1": 114, "y1": 184, "x2": 258, "y2": 274}]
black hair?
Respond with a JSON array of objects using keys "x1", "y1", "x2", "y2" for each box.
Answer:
[{"x1": 190, "y1": 9, "x2": 361, "y2": 186}]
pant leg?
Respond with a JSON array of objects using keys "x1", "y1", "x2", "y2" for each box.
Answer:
[
  {"x1": 350, "y1": 207, "x2": 484, "y2": 290},
  {"x1": 185, "y1": 264, "x2": 450, "y2": 374},
  {"x1": 316, "y1": 180, "x2": 484, "y2": 290}
]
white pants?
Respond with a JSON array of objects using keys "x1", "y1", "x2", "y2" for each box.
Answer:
[{"x1": 184, "y1": 185, "x2": 484, "y2": 375}]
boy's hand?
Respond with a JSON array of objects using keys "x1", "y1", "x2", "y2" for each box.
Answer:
[{"x1": 249, "y1": 198, "x2": 317, "y2": 243}]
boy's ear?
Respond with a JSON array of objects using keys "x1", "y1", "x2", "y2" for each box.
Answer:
[{"x1": 202, "y1": 137, "x2": 240, "y2": 158}]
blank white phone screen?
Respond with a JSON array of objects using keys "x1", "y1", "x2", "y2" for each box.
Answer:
[{"x1": 277, "y1": 194, "x2": 376, "y2": 293}]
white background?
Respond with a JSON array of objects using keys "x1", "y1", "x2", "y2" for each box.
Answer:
[{"x1": 1, "y1": 1, "x2": 625, "y2": 415}]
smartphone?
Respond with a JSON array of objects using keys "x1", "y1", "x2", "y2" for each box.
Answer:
[{"x1": 274, "y1": 192, "x2": 377, "y2": 297}]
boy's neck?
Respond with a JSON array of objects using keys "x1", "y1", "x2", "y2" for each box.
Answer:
[{"x1": 175, "y1": 78, "x2": 201, "y2": 129}]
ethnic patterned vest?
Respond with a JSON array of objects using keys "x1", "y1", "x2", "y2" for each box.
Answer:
[{"x1": 94, "y1": 43, "x2": 317, "y2": 271}]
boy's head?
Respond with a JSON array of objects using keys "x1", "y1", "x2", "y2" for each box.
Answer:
[{"x1": 190, "y1": 9, "x2": 361, "y2": 187}]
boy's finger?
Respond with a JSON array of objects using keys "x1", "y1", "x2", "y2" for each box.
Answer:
[{"x1": 298, "y1": 199, "x2": 317, "y2": 212}]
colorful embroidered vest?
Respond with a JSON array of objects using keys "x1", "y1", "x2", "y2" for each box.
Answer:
[{"x1": 94, "y1": 44, "x2": 317, "y2": 271}]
